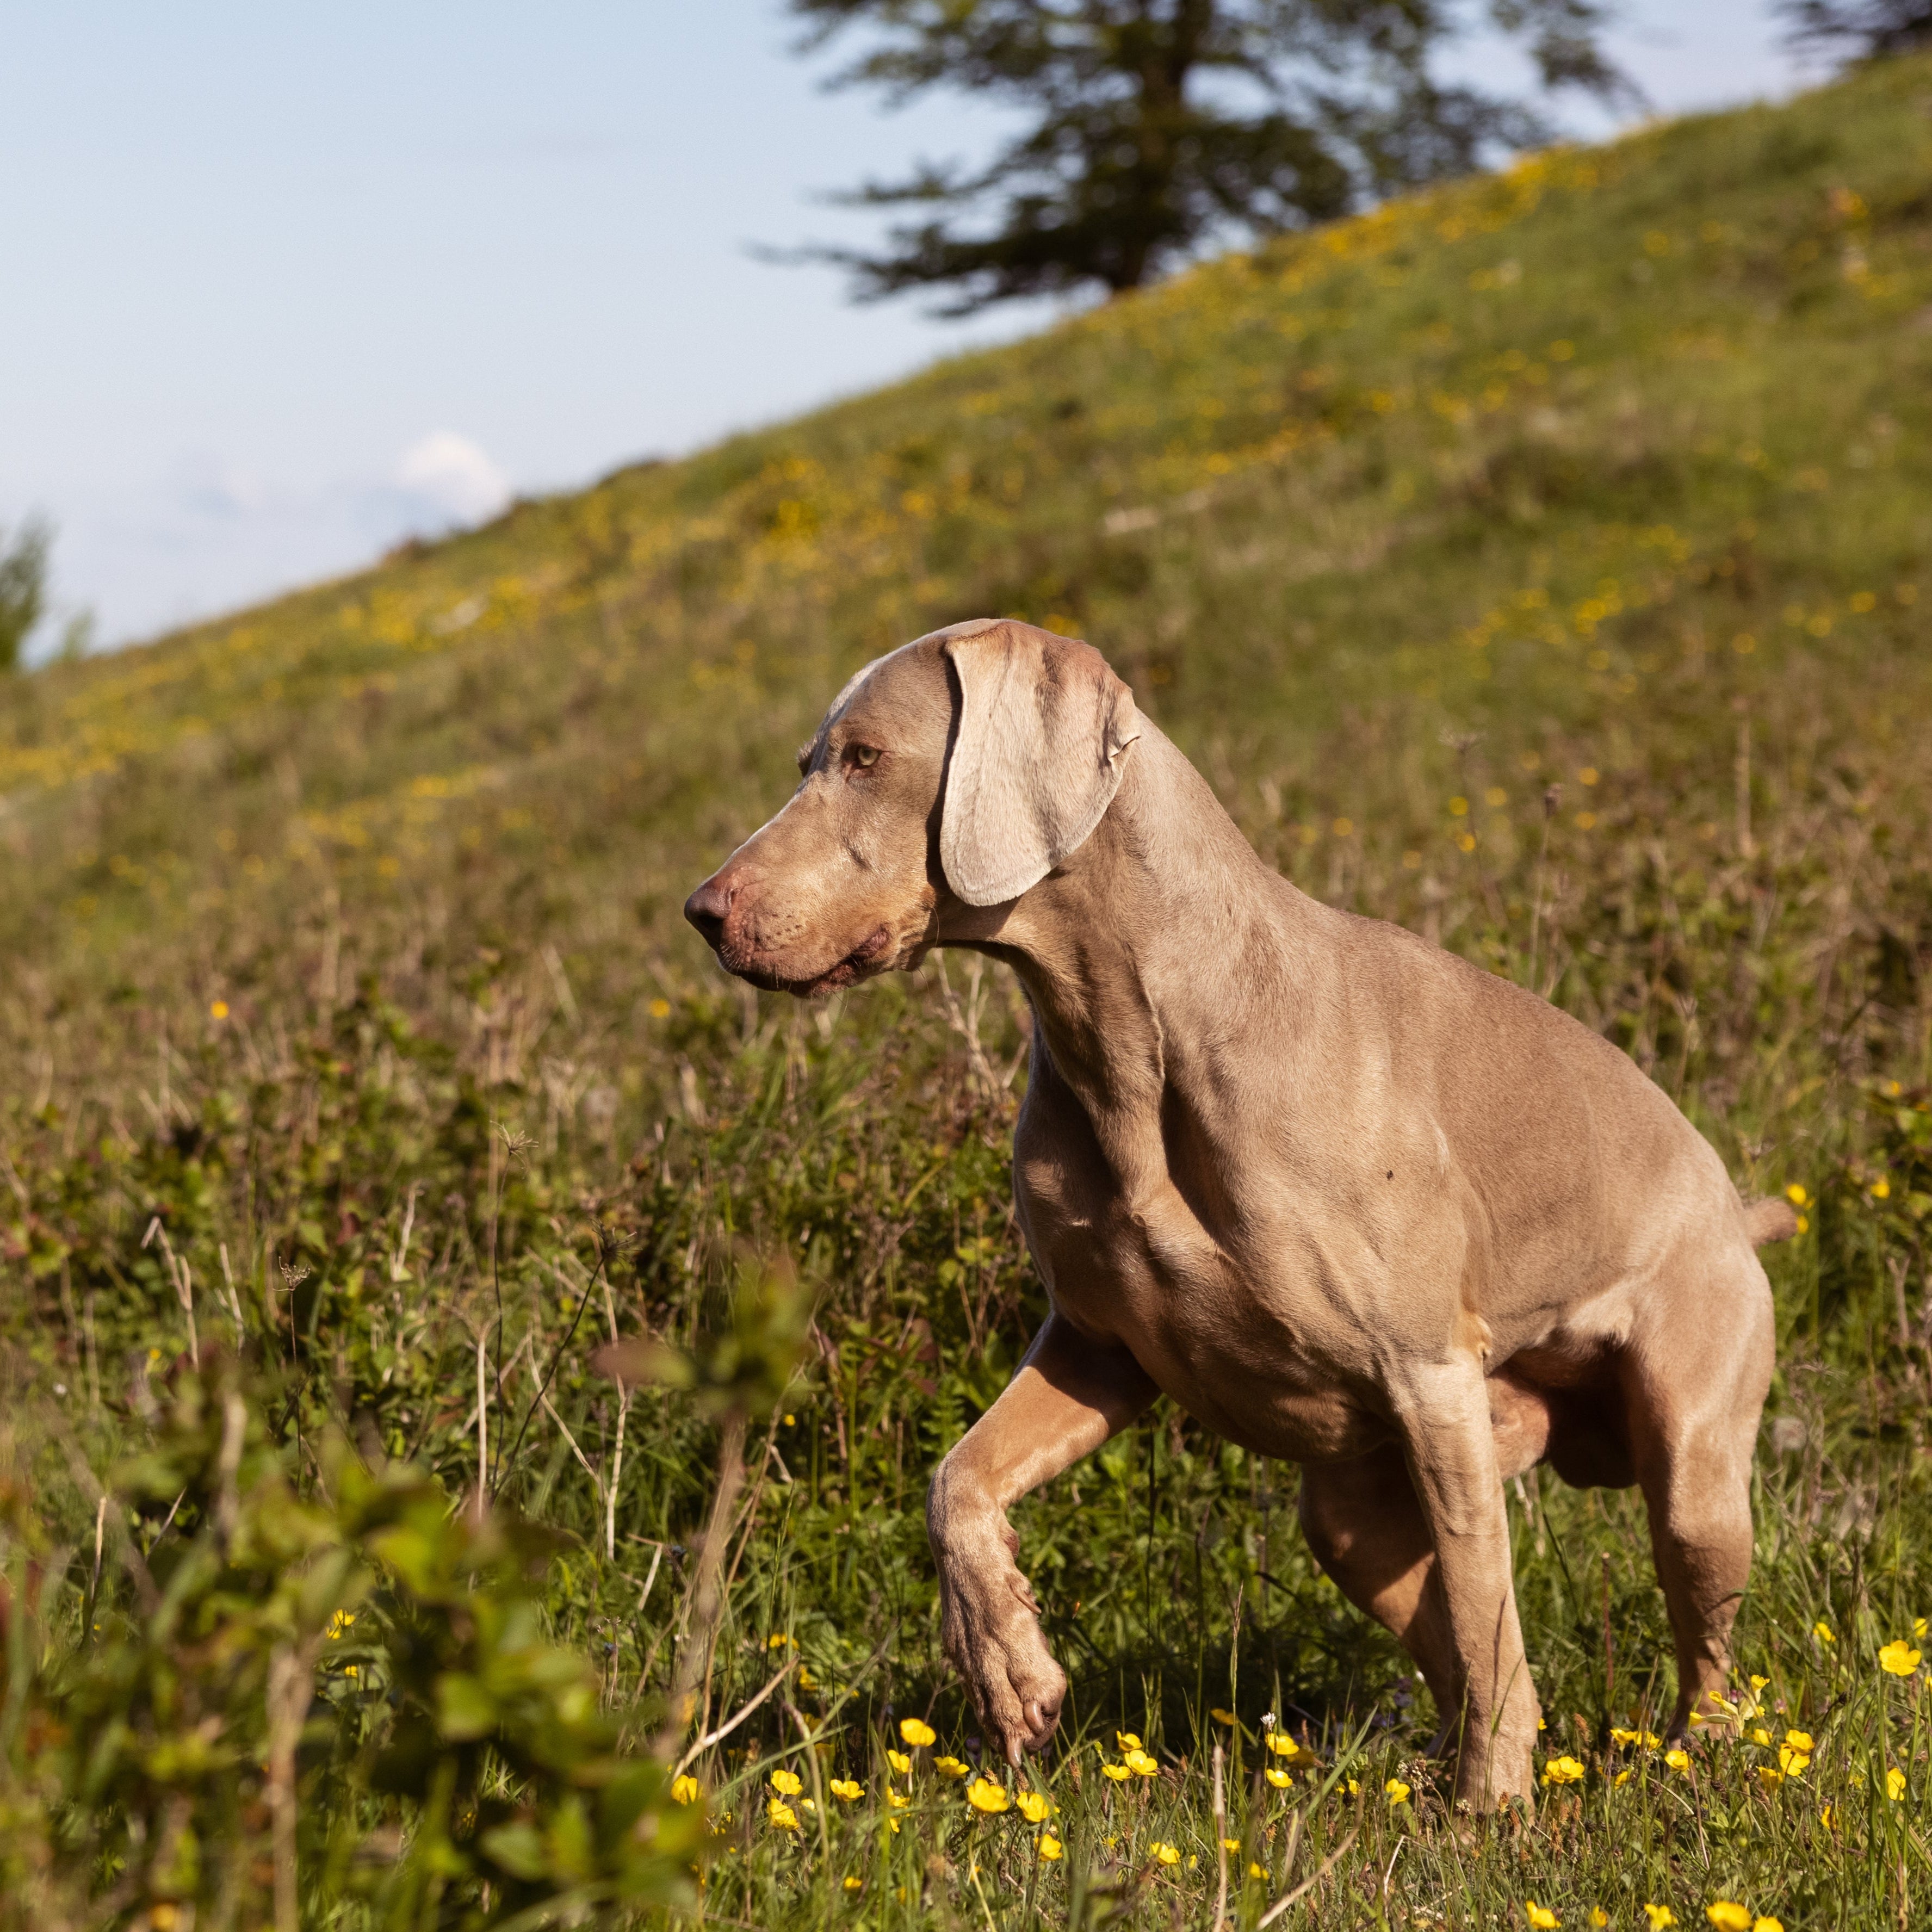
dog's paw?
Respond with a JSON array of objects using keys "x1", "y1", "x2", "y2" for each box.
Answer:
[
  {"x1": 1453, "y1": 1704, "x2": 1541, "y2": 1809},
  {"x1": 948, "y1": 1605, "x2": 1066, "y2": 1766},
  {"x1": 937, "y1": 1555, "x2": 1066, "y2": 1765}
]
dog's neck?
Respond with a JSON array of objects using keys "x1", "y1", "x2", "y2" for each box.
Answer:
[{"x1": 949, "y1": 724, "x2": 1321, "y2": 1141}]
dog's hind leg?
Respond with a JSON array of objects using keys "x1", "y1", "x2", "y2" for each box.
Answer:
[
  {"x1": 1624, "y1": 1240, "x2": 1775, "y2": 1734},
  {"x1": 1298, "y1": 1444, "x2": 1462, "y2": 1747}
]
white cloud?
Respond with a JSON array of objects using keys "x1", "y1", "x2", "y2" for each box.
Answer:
[
  {"x1": 393, "y1": 430, "x2": 512, "y2": 525},
  {"x1": 28, "y1": 433, "x2": 522, "y2": 649}
]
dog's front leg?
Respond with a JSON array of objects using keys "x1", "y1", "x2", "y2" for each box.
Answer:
[
  {"x1": 1392, "y1": 1355, "x2": 1543, "y2": 1807},
  {"x1": 928, "y1": 1309, "x2": 1157, "y2": 1764}
]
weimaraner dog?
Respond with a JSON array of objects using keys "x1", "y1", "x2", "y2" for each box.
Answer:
[{"x1": 684, "y1": 618, "x2": 1794, "y2": 1806}]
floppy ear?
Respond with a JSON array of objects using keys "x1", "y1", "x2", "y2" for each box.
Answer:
[{"x1": 938, "y1": 620, "x2": 1140, "y2": 907}]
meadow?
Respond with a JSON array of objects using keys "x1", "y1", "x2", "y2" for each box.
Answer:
[{"x1": 1, "y1": 52, "x2": 1931, "y2": 1931}]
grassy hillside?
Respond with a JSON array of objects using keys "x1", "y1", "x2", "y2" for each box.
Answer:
[{"x1": 2, "y1": 54, "x2": 1931, "y2": 1929}]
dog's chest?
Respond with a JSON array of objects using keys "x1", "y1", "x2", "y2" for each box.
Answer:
[{"x1": 1012, "y1": 1104, "x2": 1391, "y2": 1462}]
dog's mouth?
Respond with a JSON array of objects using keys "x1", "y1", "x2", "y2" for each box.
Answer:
[{"x1": 715, "y1": 922, "x2": 899, "y2": 998}]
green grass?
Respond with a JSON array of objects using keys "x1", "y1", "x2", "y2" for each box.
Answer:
[{"x1": 2, "y1": 52, "x2": 1932, "y2": 1930}]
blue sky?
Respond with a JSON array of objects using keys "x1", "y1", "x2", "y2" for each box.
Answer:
[{"x1": 2, "y1": 1, "x2": 1817, "y2": 655}]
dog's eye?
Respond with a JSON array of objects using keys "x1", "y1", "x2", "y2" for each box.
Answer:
[{"x1": 847, "y1": 744, "x2": 881, "y2": 770}]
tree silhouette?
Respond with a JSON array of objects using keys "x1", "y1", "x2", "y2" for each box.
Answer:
[{"x1": 787, "y1": 0, "x2": 1631, "y2": 314}]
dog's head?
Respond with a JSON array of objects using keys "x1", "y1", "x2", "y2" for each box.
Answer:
[{"x1": 684, "y1": 619, "x2": 1138, "y2": 996}]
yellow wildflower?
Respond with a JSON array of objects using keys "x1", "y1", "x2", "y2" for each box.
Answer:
[
  {"x1": 1879, "y1": 1642, "x2": 1921, "y2": 1677},
  {"x1": 327, "y1": 1609, "x2": 357, "y2": 1638},
  {"x1": 829, "y1": 1778, "x2": 863, "y2": 1802},
  {"x1": 1265, "y1": 1767, "x2": 1292, "y2": 1788},
  {"x1": 1664, "y1": 1749, "x2": 1691, "y2": 1774},
  {"x1": 1645, "y1": 1909, "x2": 1676, "y2": 1930},
  {"x1": 1211, "y1": 1707, "x2": 1237, "y2": 1725},
  {"x1": 887, "y1": 1749, "x2": 911, "y2": 1775},
  {"x1": 770, "y1": 1769, "x2": 802, "y2": 1797},
  {"x1": 1614, "y1": 1769, "x2": 1633, "y2": 1786},
  {"x1": 1887, "y1": 1767, "x2": 1906, "y2": 1801},
  {"x1": 1151, "y1": 1841, "x2": 1181, "y2": 1865},
  {"x1": 1778, "y1": 1731, "x2": 1812, "y2": 1777},
  {"x1": 796, "y1": 1666, "x2": 816, "y2": 1691},
  {"x1": 933, "y1": 1755, "x2": 969, "y2": 1780},
  {"x1": 767, "y1": 1632, "x2": 792, "y2": 1649},
  {"x1": 1543, "y1": 1755, "x2": 1586, "y2": 1786},
  {"x1": 1386, "y1": 1778, "x2": 1412, "y2": 1804},
  {"x1": 1038, "y1": 1833, "x2": 1063, "y2": 1861},
  {"x1": 1126, "y1": 1748, "x2": 1160, "y2": 1777},
  {"x1": 965, "y1": 1777, "x2": 1008, "y2": 1815},
  {"x1": 887, "y1": 1791, "x2": 908, "y2": 1809},
  {"x1": 1753, "y1": 1919, "x2": 1783, "y2": 1932},
  {"x1": 1592, "y1": 1913, "x2": 1609, "y2": 1928},
  {"x1": 1116, "y1": 1731, "x2": 1142, "y2": 1751},
  {"x1": 1249, "y1": 1862, "x2": 1266, "y2": 1879},
  {"x1": 671, "y1": 1774, "x2": 699, "y2": 1805},
  {"x1": 1527, "y1": 1903, "x2": 1561, "y2": 1929},
  {"x1": 842, "y1": 1875, "x2": 862, "y2": 1892},
  {"x1": 1785, "y1": 1184, "x2": 1808, "y2": 1208},
  {"x1": 1749, "y1": 1675, "x2": 1768, "y2": 1691},
  {"x1": 1266, "y1": 1733, "x2": 1301, "y2": 1758},
  {"x1": 1812, "y1": 1620, "x2": 1834, "y2": 1644},
  {"x1": 1103, "y1": 1763, "x2": 1132, "y2": 1782},
  {"x1": 766, "y1": 1798, "x2": 800, "y2": 1831},
  {"x1": 1222, "y1": 1837, "x2": 1242, "y2": 1851},
  {"x1": 1018, "y1": 1790, "x2": 1051, "y2": 1823},
  {"x1": 899, "y1": 1717, "x2": 937, "y2": 1747},
  {"x1": 1751, "y1": 1728, "x2": 1770, "y2": 1747},
  {"x1": 1706, "y1": 1905, "x2": 1751, "y2": 1931},
  {"x1": 1756, "y1": 1767, "x2": 1782, "y2": 1789}
]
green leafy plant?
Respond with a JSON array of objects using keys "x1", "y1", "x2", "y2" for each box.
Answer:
[{"x1": 0, "y1": 1352, "x2": 705, "y2": 1929}]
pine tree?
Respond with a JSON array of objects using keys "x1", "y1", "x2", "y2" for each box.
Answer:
[{"x1": 787, "y1": 0, "x2": 1629, "y2": 314}]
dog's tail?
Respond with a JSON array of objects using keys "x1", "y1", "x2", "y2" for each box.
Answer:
[{"x1": 1743, "y1": 1196, "x2": 1801, "y2": 1246}]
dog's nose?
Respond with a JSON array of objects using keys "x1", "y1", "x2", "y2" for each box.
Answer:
[{"x1": 684, "y1": 875, "x2": 733, "y2": 948}]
